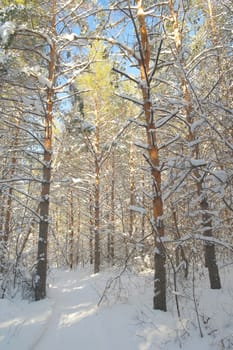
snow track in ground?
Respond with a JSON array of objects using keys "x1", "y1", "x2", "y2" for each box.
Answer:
[
  {"x1": 31, "y1": 269, "x2": 138, "y2": 350},
  {"x1": 1, "y1": 266, "x2": 233, "y2": 350},
  {"x1": 0, "y1": 297, "x2": 53, "y2": 350}
]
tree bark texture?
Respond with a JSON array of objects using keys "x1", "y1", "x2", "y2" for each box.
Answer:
[
  {"x1": 110, "y1": 152, "x2": 115, "y2": 263},
  {"x1": 89, "y1": 191, "x2": 94, "y2": 265},
  {"x1": 168, "y1": 0, "x2": 221, "y2": 290},
  {"x1": 35, "y1": 0, "x2": 56, "y2": 301},
  {"x1": 94, "y1": 97, "x2": 101, "y2": 274},
  {"x1": 200, "y1": 195, "x2": 221, "y2": 289},
  {"x1": 69, "y1": 190, "x2": 74, "y2": 269},
  {"x1": 135, "y1": 0, "x2": 167, "y2": 311},
  {"x1": 94, "y1": 161, "x2": 100, "y2": 273}
]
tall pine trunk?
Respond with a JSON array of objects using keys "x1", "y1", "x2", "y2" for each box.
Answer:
[
  {"x1": 135, "y1": 0, "x2": 167, "y2": 311},
  {"x1": 110, "y1": 152, "x2": 115, "y2": 264},
  {"x1": 4, "y1": 126, "x2": 19, "y2": 247},
  {"x1": 200, "y1": 194, "x2": 221, "y2": 288},
  {"x1": 35, "y1": 0, "x2": 56, "y2": 301},
  {"x1": 129, "y1": 142, "x2": 135, "y2": 238},
  {"x1": 94, "y1": 161, "x2": 100, "y2": 273},
  {"x1": 168, "y1": 0, "x2": 221, "y2": 290},
  {"x1": 94, "y1": 97, "x2": 101, "y2": 274},
  {"x1": 69, "y1": 190, "x2": 74, "y2": 269},
  {"x1": 89, "y1": 191, "x2": 94, "y2": 265}
]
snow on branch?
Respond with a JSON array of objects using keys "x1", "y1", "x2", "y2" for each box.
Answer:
[
  {"x1": 154, "y1": 233, "x2": 233, "y2": 252},
  {"x1": 114, "y1": 93, "x2": 143, "y2": 106},
  {"x1": 5, "y1": 191, "x2": 41, "y2": 220},
  {"x1": 2, "y1": 119, "x2": 46, "y2": 151},
  {"x1": 99, "y1": 116, "x2": 137, "y2": 166},
  {"x1": 128, "y1": 205, "x2": 147, "y2": 215},
  {"x1": 112, "y1": 67, "x2": 139, "y2": 85},
  {"x1": 155, "y1": 110, "x2": 179, "y2": 128},
  {"x1": 189, "y1": 159, "x2": 207, "y2": 167},
  {"x1": 134, "y1": 141, "x2": 150, "y2": 150},
  {"x1": 158, "y1": 134, "x2": 180, "y2": 150},
  {"x1": 0, "y1": 21, "x2": 15, "y2": 45},
  {"x1": 0, "y1": 177, "x2": 42, "y2": 184},
  {"x1": 75, "y1": 35, "x2": 137, "y2": 60}
]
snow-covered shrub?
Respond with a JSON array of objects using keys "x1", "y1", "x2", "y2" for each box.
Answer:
[{"x1": 0, "y1": 262, "x2": 34, "y2": 300}]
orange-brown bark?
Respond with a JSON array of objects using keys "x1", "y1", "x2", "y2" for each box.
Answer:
[{"x1": 135, "y1": 0, "x2": 166, "y2": 311}]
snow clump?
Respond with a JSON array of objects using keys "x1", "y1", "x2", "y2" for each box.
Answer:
[{"x1": 0, "y1": 21, "x2": 16, "y2": 45}]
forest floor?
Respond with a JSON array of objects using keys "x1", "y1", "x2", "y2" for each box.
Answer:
[{"x1": 0, "y1": 263, "x2": 233, "y2": 350}]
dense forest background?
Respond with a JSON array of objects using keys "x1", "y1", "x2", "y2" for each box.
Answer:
[{"x1": 0, "y1": 0, "x2": 232, "y2": 315}]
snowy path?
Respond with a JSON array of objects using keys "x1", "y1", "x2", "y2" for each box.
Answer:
[
  {"x1": 31, "y1": 270, "x2": 138, "y2": 350},
  {"x1": 1, "y1": 267, "x2": 232, "y2": 350}
]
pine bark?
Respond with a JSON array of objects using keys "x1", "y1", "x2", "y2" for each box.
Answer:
[
  {"x1": 4, "y1": 136, "x2": 18, "y2": 244},
  {"x1": 35, "y1": 0, "x2": 56, "y2": 301},
  {"x1": 94, "y1": 97, "x2": 101, "y2": 274},
  {"x1": 135, "y1": 0, "x2": 167, "y2": 311},
  {"x1": 94, "y1": 161, "x2": 100, "y2": 273},
  {"x1": 110, "y1": 153, "x2": 115, "y2": 263},
  {"x1": 76, "y1": 196, "x2": 81, "y2": 265},
  {"x1": 69, "y1": 190, "x2": 74, "y2": 269},
  {"x1": 89, "y1": 191, "x2": 94, "y2": 265},
  {"x1": 168, "y1": 0, "x2": 221, "y2": 290},
  {"x1": 129, "y1": 142, "x2": 135, "y2": 238},
  {"x1": 200, "y1": 195, "x2": 221, "y2": 288},
  {"x1": 107, "y1": 153, "x2": 115, "y2": 265}
]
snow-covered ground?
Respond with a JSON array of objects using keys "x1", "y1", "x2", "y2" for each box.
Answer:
[{"x1": 1, "y1": 264, "x2": 233, "y2": 350}]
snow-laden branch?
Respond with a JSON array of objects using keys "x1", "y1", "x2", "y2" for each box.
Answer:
[
  {"x1": 0, "y1": 173, "x2": 44, "y2": 185},
  {"x1": 186, "y1": 45, "x2": 226, "y2": 74},
  {"x1": 17, "y1": 26, "x2": 53, "y2": 46},
  {"x1": 72, "y1": 35, "x2": 137, "y2": 60},
  {"x1": 3, "y1": 184, "x2": 40, "y2": 203},
  {"x1": 159, "y1": 134, "x2": 180, "y2": 150},
  {"x1": 114, "y1": 92, "x2": 143, "y2": 106},
  {"x1": 174, "y1": 234, "x2": 233, "y2": 252},
  {"x1": 2, "y1": 119, "x2": 46, "y2": 151},
  {"x1": 5, "y1": 191, "x2": 41, "y2": 220},
  {"x1": 99, "y1": 113, "x2": 142, "y2": 166},
  {"x1": 112, "y1": 67, "x2": 139, "y2": 85},
  {"x1": 155, "y1": 110, "x2": 179, "y2": 128}
]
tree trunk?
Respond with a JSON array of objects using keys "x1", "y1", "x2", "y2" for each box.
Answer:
[
  {"x1": 35, "y1": 0, "x2": 56, "y2": 301},
  {"x1": 141, "y1": 173, "x2": 145, "y2": 258},
  {"x1": 110, "y1": 152, "x2": 115, "y2": 264},
  {"x1": 94, "y1": 97, "x2": 101, "y2": 274},
  {"x1": 89, "y1": 191, "x2": 94, "y2": 265},
  {"x1": 135, "y1": 0, "x2": 167, "y2": 311},
  {"x1": 94, "y1": 161, "x2": 100, "y2": 273},
  {"x1": 168, "y1": 0, "x2": 221, "y2": 290},
  {"x1": 200, "y1": 194, "x2": 221, "y2": 289},
  {"x1": 1, "y1": 124, "x2": 20, "y2": 272},
  {"x1": 107, "y1": 153, "x2": 115, "y2": 265},
  {"x1": 0, "y1": 190, "x2": 6, "y2": 273},
  {"x1": 69, "y1": 190, "x2": 74, "y2": 269},
  {"x1": 171, "y1": 204, "x2": 189, "y2": 278},
  {"x1": 76, "y1": 195, "x2": 81, "y2": 265},
  {"x1": 129, "y1": 142, "x2": 135, "y2": 238}
]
